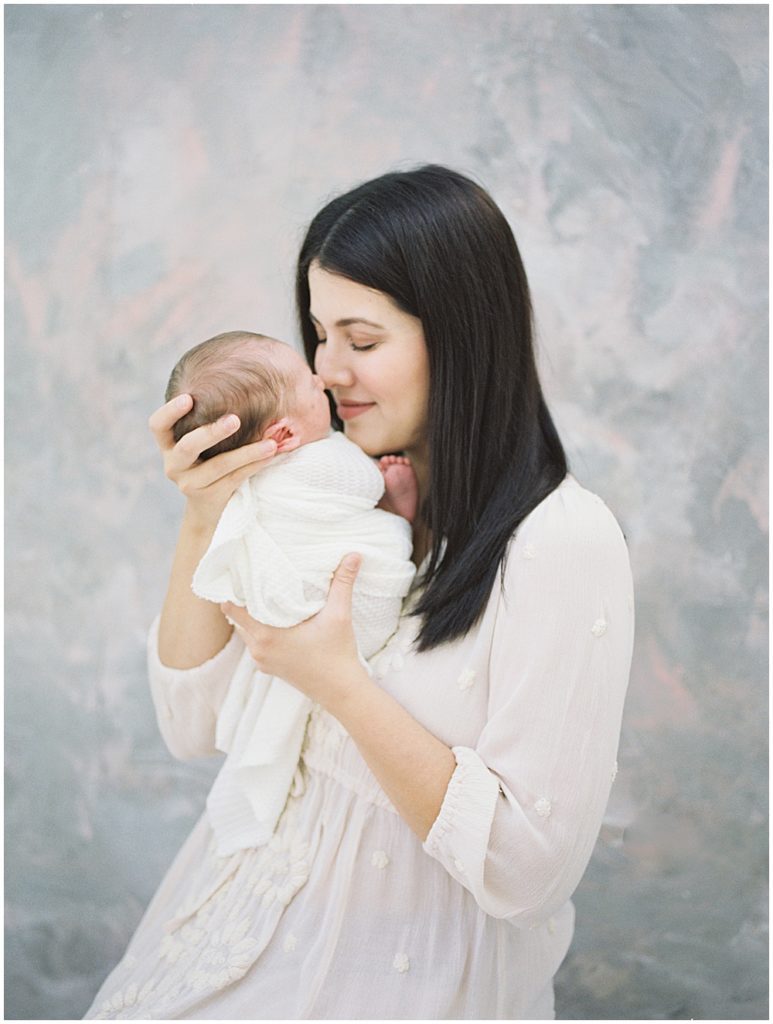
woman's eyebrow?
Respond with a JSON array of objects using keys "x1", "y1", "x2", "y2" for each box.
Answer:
[{"x1": 309, "y1": 312, "x2": 386, "y2": 330}]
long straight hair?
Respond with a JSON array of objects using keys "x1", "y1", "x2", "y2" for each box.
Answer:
[{"x1": 296, "y1": 165, "x2": 568, "y2": 651}]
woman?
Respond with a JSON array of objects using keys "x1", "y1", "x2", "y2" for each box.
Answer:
[{"x1": 85, "y1": 165, "x2": 634, "y2": 1020}]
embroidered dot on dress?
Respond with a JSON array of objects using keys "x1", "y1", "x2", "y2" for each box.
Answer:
[
  {"x1": 454, "y1": 858, "x2": 465, "y2": 873},
  {"x1": 393, "y1": 952, "x2": 410, "y2": 973},
  {"x1": 591, "y1": 618, "x2": 607, "y2": 637},
  {"x1": 372, "y1": 850, "x2": 390, "y2": 869},
  {"x1": 457, "y1": 668, "x2": 477, "y2": 690},
  {"x1": 611, "y1": 761, "x2": 619, "y2": 782},
  {"x1": 283, "y1": 933, "x2": 298, "y2": 952},
  {"x1": 523, "y1": 544, "x2": 537, "y2": 559},
  {"x1": 534, "y1": 797, "x2": 552, "y2": 818}
]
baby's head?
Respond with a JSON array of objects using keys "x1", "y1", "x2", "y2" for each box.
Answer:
[{"x1": 166, "y1": 331, "x2": 331, "y2": 460}]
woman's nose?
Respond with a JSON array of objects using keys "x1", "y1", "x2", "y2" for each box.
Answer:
[{"x1": 314, "y1": 343, "x2": 354, "y2": 389}]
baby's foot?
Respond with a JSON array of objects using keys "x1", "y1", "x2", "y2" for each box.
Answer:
[{"x1": 378, "y1": 455, "x2": 419, "y2": 523}]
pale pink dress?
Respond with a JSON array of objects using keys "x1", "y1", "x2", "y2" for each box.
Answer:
[{"x1": 84, "y1": 472, "x2": 634, "y2": 1020}]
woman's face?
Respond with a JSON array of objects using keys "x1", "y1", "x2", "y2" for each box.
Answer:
[{"x1": 308, "y1": 262, "x2": 430, "y2": 459}]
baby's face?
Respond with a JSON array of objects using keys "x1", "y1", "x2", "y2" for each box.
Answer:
[{"x1": 278, "y1": 345, "x2": 331, "y2": 442}]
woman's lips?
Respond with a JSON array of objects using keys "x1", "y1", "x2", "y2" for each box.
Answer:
[{"x1": 336, "y1": 402, "x2": 376, "y2": 421}]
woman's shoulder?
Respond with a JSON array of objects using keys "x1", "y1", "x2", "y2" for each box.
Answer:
[
  {"x1": 494, "y1": 474, "x2": 633, "y2": 612},
  {"x1": 509, "y1": 472, "x2": 630, "y2": 559}
]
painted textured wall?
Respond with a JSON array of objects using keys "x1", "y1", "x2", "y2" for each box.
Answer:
[{"x1": 5, "y1": 5, "x2": 767, "y2": 1019}]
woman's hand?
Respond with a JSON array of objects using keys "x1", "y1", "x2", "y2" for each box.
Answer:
[
  {"x1": 221, "y1": 554, "x2": 369, "y2": 710},
  {"x1": 228, "y1": 552, "x2": 457, "y2": 841},
  {"x1": 148, "y1": 393, "x2": 279, "y2": 528}
]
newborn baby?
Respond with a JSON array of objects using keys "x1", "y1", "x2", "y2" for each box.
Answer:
[
  {"x1": 167, "y1": 330, "x2": 330, "y2": 461},
  {"x1": 165, "y1": 330, "x2": 417, "y2": 855},
  {"x1": 167, "y1": 329, "x2": 418, "y2": 518}
]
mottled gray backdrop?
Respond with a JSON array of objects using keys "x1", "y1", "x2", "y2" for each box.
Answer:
[{"x1": 5, "y1": 4, "x2": 768, "y2": 1020}]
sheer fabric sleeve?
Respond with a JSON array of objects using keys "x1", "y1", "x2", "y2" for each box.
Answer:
[
  {"x1": 146, "y1": 616, "x2": 245, "y2": 761},
  {"x1": 422, "y1": 487, "x2": 635, "y2": 927}
]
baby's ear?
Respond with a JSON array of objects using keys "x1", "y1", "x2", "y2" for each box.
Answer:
[{"x1": 262, "y1": 418, "x2": 301, "y2": 453}]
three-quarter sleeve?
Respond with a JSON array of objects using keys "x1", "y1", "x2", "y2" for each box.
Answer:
[
  {"x1": 422, "y1": 485, "x2": 635, "y2": 927},
  {"x1": 147, "y1": 616, "x2": 245, "y2": 761}
]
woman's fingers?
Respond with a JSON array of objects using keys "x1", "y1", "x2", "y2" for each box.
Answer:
[
  {"x1": 189, "y1": 438, "x2": 278, "y2": 487},
  {"x1": 221, "y1": 602, "x2": 270, "y2": 657},
  {"x1": 165, "y1": 414, "x2": 243, "y2": 473},
  {"x1": 148, "y1": 394, "x2": 194, "y2": 450},
  {"x1": 150, "y1": 398, "x2": 263, "y2": 475},
  {"x1": 172, "y1": 447, "x2": 274, "y2": 499},
  {"x1": 220, "y1": 603, "x2": 254, "y2": 649},
  {"x1": 220, "y1": 602, "x2": 251, "y2": 629},
  {"x1": 149, "y1": 392, "x2": 280, "y2": 521}
]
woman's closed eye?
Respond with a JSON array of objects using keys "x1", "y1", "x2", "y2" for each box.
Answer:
[{"x1": 316, "y1": 335, "x2": 377, "y2": 353}]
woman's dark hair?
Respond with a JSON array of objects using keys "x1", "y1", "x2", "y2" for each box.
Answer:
[{"x1": 296, "y1": 164, "x2": 568, "y2": 651}]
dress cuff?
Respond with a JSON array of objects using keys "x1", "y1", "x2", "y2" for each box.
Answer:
[
  {"x1": 147, "y1": 616, "x2": 244, "y2": 714},
  {"x1": 422, "y1": 745, "x2": 501, "y2": 896}
]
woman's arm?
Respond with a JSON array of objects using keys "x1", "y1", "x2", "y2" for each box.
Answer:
[
  {"x1": 158, "y1": 508, "x2": 233, "y2": 668},
  {"x1": 148, "y1": 394, "x2": 278, "y2": 668},
  {"x1": 332, "y1": 660, "x2": 457, "y2": 841},
  {"x1": 147, "y1": 615, "x2": 245, "y2": 760},
  {"x1": 419, "y1": 497, "x2": 635, "y2": 926},
  {"x1": 223, "y1": 556, "x2": 457, "y2": 840}
]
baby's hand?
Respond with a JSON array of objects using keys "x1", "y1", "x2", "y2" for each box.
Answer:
[{"x1": 377, "y1": 455, "x2": 418, "y2": 523}]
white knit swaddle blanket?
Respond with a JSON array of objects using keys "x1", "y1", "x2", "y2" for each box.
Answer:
[{"x1": 193, "y1": 432, "x2": 416, "y2": 856}]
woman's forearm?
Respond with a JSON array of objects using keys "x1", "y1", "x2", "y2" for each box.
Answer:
[
  {"x1": 158, "y1": 508, "x2": 234, "y2": 668},
  {"x1": 220, "y1": 560, "x2": 455, "y2": 840},
  {"x1": 328, "y1": 672, "x2": 456, "y2": 842}
]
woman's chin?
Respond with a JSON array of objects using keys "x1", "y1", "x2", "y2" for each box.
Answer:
[{"x1": 343, "y1": 424, "x2": 383, "y2": 457}]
